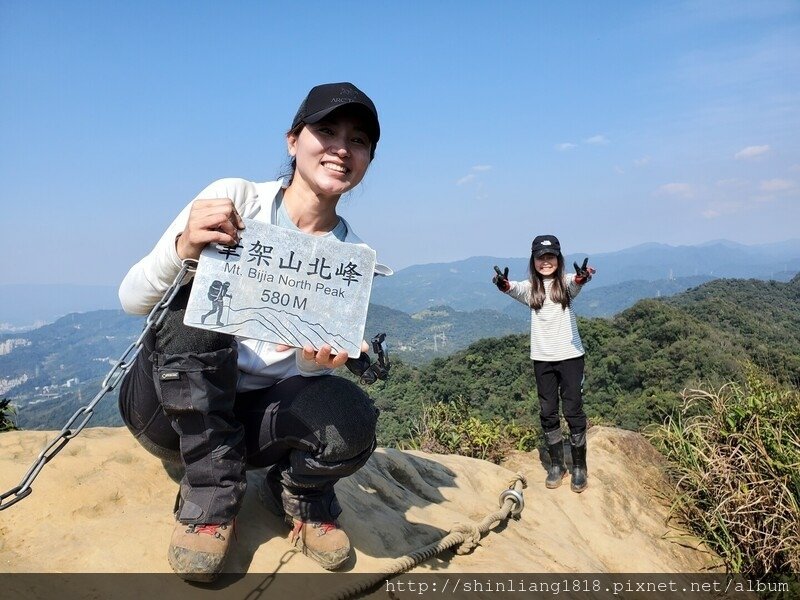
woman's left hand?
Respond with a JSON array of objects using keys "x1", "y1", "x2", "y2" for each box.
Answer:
[
  {"x1": 301, "y1": 345, "x2": 350, "y2": 369},
  {"x1": 300, "y1": 339, "x2": 371, "y2": 369},
  {"x1": 276, "y1": 340, "x2": 370, "y2": 369}
]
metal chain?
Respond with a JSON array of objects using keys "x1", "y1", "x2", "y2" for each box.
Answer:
[{"x1": 0, "y1": 260, "x2": 197, "y2": 511}]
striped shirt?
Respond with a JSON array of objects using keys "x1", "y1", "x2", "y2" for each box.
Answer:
[{"x1": 505, "y1": 275, "x2": 585, "y2": 361}]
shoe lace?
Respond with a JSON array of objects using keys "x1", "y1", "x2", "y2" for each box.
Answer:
[
  {"x1": 289, "y1": 519, "x2": 339, "y2": 544},
  {"x1": 189, "y1": 521, "x2": 235, "y2": 540},
  {"x1": 315, "y1": 522, "x2": 337, "y2": 534}
]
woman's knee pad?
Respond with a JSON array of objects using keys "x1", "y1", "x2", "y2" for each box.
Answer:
[
  {"x1": 136, "y1": 433, "x2": 182, "y2": 464},
  {"x1": 288, "y1": 376, "x2": 378, "y2": 463}
]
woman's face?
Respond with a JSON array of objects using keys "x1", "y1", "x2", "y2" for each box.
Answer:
[
  {"x1": 287, "y1": 113, "x2": 372, "y2": 200},
  {"x1": 534, "y1": 253, "x2": 559, "y2": 277}
]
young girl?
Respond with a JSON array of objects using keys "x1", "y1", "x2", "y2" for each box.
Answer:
[
  {"x1": 118, "y1": 82, "x2": 390, "y2": 580},
  {"x1": 493, "y1": 235, "x2": 594, "y2": 493}
]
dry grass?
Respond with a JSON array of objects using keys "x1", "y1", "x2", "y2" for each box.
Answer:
[{"x1": 646, "y1": 366, "x2": 800, "y2": 577}]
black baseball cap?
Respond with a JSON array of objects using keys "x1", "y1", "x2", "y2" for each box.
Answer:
[
  {"x1": 291, "y1": 82, "x2": 380, "y2": 156},
  {"x1": 531, "y1": 234, "x2": 561, "y2": 258}
]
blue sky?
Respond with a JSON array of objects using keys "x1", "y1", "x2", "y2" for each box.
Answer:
[{"x1": 2, "y1": 0, "x2": 798, "y2": 286}]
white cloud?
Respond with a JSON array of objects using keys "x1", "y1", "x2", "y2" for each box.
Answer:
[
  {"x1": 456, "y1": 173, "x2": 476, "y2": 186},
  {"x1": 760, "y1": 178, "x2": 796, "y2": 192},
  {"x1": 789, "y1": 164, "x2": 800, "y2": 173},
  {"x1": 556, "y1": 136, "x2": 611, "y2": 151},
  {"x1": 702, "y1": 209, "x2": 721, "y2": 219},
  {"x1": 657, "y1": 182, "x2": 695, "y2": 197},
  {"x1": 633, "y1": 156, "x2": 651, "y2": 167},
  {"x1": 614, "y1": 166, "x2": 625, "y2": 174},
  {"x1": 456, "y1": 165, "x2": 493, "y2": 186},
  {"x1": 734, "y1": 145, "x2": 770, "y2": 160},
  {"x1": 584, "y1": 135, "x2": 609, "y2": 145}
]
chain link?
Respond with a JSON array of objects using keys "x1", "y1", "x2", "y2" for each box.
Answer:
[{"x1": 0, "y1": 260, "x2": 197, "y2": 511}]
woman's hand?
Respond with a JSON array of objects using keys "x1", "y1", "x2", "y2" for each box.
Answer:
[
  {"x1": 276, "y1": 340, "x2": 369, "y2": 370},
  {"x1": 300, "y1": 345, "x2": 349, "y2": 369},
  {"x1": 176, "y1": 198, "x2": 245, "y2": 260},
  {"x1": 300, "y1": 340, "x2": 370, "y2": 370}
]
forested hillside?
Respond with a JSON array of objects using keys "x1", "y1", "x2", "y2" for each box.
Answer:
[
  {"x1": 667, "y1": 277, "x2": 800, "y2": 380},
  {"x1": 369, "y1": 274, "x2": 800, "y2": 445}
]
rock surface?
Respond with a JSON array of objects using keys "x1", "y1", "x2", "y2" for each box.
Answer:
[{"x1": 0, "y1": 426, "x2": 722, "y2": 596}]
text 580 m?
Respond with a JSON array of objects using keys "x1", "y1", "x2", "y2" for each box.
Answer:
[{"x1": 260, "y1": 290, "x2": 308, "y2": 310}]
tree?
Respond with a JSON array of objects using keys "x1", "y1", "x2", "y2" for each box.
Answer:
[{"x1": 0, "y1": 398, "x2": 19, "y2": 432}]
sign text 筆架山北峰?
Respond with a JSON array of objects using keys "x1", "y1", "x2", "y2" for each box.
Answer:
[{"x1": 184, "y1": 219, "x2": 376, "y2": 356}]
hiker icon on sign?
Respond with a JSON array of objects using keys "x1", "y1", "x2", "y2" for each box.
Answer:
[{"x1": 201, "y1": 280, "x2": 232, "y2": 326}]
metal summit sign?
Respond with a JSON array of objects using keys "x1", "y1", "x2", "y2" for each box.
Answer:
[{"x1": 185, "y1": 218, "x2": 375, "y2": 356}]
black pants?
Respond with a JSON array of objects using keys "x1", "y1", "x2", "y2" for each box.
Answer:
[
  {"x1": 533, "y1": 355, "x2": 587, "y2": 436},
  {"x1": 118, "y1": 283, "x2": 378, "y2": 525}
]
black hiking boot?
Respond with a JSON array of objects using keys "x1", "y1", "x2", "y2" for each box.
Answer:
[
  {"x1": 570, "y1": 432, "x2": 588, "y2": 493},
  {"x1": 545, "y1": 442, "x2": 568, "y2": 488}
]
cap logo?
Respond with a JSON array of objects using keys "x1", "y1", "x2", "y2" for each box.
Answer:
[
  {"x1": 340, "y1": 86, "x2": 356, "y2": 96},
  {"x1": 542, "y1": 240, "x2": 552, "y2": 246}
]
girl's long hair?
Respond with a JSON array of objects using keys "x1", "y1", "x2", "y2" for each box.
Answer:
[{"x1": 528, "y1": 253, "x2": 571, "y2": 310}]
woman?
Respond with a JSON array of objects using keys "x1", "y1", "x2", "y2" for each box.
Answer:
[{"x1": 118, "y1": 82, "x2": 390, "y2": 581}]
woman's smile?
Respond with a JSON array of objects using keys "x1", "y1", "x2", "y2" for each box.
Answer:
[{"x1": 322, "y1": 161, "x2": 349, "y2": 174}]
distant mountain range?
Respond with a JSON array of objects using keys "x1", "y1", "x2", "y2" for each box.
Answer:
[
  {"x1": 370, "y1": 239, "x2": 800, "y2": 314},
  {"x1": 0, "y1": 284, "x2": 119, "y2": 331},
  {"x1": 2, "y1": 239, "x2": 798, "y2": 328}
]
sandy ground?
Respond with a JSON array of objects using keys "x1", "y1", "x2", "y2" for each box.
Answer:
[{"x1": 0, "y1": 426, "x2": 726, "y2": 598}]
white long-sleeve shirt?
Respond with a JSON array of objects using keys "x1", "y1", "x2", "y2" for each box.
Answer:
[
  {"x1": 505, "y1": 275, "x2": 585, "y2": 362},
  {"x1": 119, "y1": 178, "x2": 391, "y2": 390}
]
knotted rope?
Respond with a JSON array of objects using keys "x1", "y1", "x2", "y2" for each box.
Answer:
[{"x1": 318, "y1": 472, "x2": 528, "y2": 600}]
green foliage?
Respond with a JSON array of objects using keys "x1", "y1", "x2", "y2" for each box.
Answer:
[
  {"x1": 669, "y1": 277, "x2": 800, "y2": 385},
  {"x1": 406, "y1": 396, "x2": 538, "y2": 463},
  {"x1": 0, "y1": 398, "x2": 19, "y2": 432},
  {"x1": 646, "y1": 366, "x2": 800, "y2": 577},
  {"x1": 369, "y1": 276, "x2": 800, "y2": 447}
]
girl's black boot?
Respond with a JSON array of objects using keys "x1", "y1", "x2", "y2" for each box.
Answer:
[
  {"x1": 569, "y1": 432, "x2": 588, "y2": 493},
  {"x1": 546, "y1": 443, "x2": 568, "y2": 488}
]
